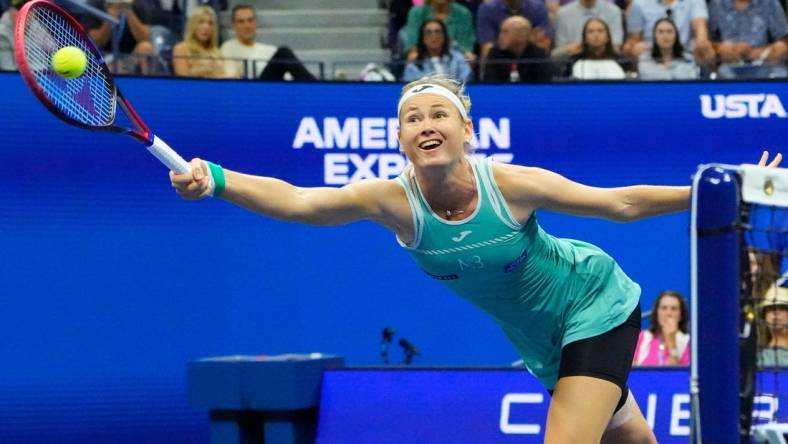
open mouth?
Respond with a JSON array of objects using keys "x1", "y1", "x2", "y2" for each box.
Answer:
[{"x1": 418, "y1": 139, "x2": 443, "y2": 151}]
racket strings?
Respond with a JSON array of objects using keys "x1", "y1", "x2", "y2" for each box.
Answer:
[{"x1": 23, "y1": 6, "x2": 115, "y2": 126}]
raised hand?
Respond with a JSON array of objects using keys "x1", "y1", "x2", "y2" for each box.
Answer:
[{"x1": 758, "y1": 150, "x2": 783, "y2": 168}]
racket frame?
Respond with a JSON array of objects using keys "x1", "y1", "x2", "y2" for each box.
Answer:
[{"x1": 13, "y1": 0, "x2": 189, "y2": 173}]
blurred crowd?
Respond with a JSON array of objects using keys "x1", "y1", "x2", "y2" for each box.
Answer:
[
  {"x1": 0, "y1": 0, "x2": 786, "y2": 80},
  {"x1": 631, "y1": 282, "x2": 787, "y2": 369},
  {"x1": 389, "y1": 0, "x2": 786, "y2": 81}
]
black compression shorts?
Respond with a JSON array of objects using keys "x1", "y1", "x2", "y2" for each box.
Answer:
[{"x1": 549, "y1": 304, "x2": 641, "y2": 412}]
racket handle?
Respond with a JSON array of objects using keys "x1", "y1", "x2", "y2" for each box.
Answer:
[{"x1": 146, "y1": 135, "x2": 190, "y2": 174}]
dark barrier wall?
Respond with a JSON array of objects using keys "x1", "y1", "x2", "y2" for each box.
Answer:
[{"x1": 1, "y1": 72, "x2": 786, "y2": 442}]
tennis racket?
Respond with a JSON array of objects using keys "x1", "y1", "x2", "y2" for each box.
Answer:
[{"x1": 14, "y1": 0, "x2": 190, "y2": 174}]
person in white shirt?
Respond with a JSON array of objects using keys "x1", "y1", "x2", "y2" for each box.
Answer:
[
  {"x1": 571, "y1": 18, "x2": 626, "y2": 79},
  {"x1": 220, "y1": 4, "x2": 315, "y2": 81}
]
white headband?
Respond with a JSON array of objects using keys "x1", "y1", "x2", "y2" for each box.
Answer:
[{"x1": 397, "y1": 84, "x2": 468, "y2": 121}]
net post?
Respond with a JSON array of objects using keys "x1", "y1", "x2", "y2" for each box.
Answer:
[{"x1": 690, "y1": 165, "x2": 742, "y2": 442}]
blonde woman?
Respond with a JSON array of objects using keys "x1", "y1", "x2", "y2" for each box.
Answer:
[
  {"x1": 172, "y1": 6, "x2": 226, "y2": 79},
  {"x1": 171, "y1": 76, "x2": 780, "y2": 443}
]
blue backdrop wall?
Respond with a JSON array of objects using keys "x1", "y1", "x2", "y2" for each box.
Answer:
[{"x1": 1, "y1": 72, "x2": 786, "y2": 442}]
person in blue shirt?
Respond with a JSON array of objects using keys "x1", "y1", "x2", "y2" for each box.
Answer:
[
  {"x1": 170, "y1": 75, "x2": 781, "y2": 443},
  {"x1": 403, "y1": 19, "x2": 472, "y2": 82},
  {"x1": 709, "y1": 0, "x2": 787, "y2": 65}
]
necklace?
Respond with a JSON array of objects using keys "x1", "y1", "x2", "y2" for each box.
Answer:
[{"x1": 421, "y1": 161, "x2": 475, "y2": 219}]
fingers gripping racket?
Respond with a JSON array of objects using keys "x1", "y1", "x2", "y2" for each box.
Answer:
[{"x1": 14, "y1": 0, "x2": 190, "y2": 173}]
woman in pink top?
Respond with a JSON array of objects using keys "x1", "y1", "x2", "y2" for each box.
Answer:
[{"x1": 634, "y1": 290, "x2": 690, "y2": 366}]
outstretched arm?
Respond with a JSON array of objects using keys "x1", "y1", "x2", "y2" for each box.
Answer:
[
  {"x1": 498, "y1": 151, "x2": 782, "y2": 223},
  {"x1": 502, "y1": 165, "x2": 691, "y2": 222},
  {"x1": 170, "y1": 158, "x2": 391, "y2": 226}
]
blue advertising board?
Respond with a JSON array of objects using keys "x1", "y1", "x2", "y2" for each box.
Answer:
[
  {"x1": 317, "y1": 368, "x2": 788, "y2": 443},
  {"x1": 0, "y1": 72, "x2": 786, "y2": 442}
]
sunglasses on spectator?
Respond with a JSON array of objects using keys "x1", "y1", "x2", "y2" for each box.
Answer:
[{"x1": 424, "y1": 28, "x2": 444, "y2": 35}]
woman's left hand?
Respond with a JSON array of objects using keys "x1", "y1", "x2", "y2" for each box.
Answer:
[{"x1": 758, "y1": 150, "x2": 783, "y2": 168}]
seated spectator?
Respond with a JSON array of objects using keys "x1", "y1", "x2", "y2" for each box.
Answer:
[
  {"x1": 403, "y1": 19, "x2": 472, "y2": 81},
  {"x1": 571, "y1": 18, "x2": 626, "y2": 79},
  {"x1": 709, "y1": 0, "x2": 787, "y2": 77},
  {"x1": 83, "y1": 0, "x2": 157, "y2": 74},
  {"x1": 633, "y1": 290, "x2": 690, "y2": 366},
  {"x1": 481, "y1": 16, "x2": 552, "y2": 82},
  {"x1": 551, "y1": 0, "x2": 623, "y2": 59},
  {"x1": 172, "y1": 6, "x2": 225, "y2": 78},
  {"x1": 0, "y1": 0, "x2": 26, "y2": 71},
  {"x1": 220, "y1": 5, "x2": 315, "y2": 81},
  {"x1": 638, "y1": 18, "x2": 699, "y2": 79},
  {"x1": 623, "y1": 0, "x2": 714, "y2": 64},
  {"x1": 400, "y1": 0, "x2": 476, "y2": 62},
  {"x1": 476, "y1": 0, "x2": 553, "y2": 58},
  {"x1": 758, "y1": 285, "x2": 788, "y2": 369}
]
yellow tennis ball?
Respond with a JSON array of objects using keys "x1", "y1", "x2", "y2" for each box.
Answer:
[{"x1": 51, "y1": 46, "x2": 88, "y2": 80}]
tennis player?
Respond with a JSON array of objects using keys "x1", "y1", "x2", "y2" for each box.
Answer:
[{"x1": 171, "y1": 76, "x2": 781, "y2": 443}]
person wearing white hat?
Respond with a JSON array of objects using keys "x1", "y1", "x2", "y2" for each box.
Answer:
[{"x1": 759, "y1": 285, "x2": 788, "y2": 368}]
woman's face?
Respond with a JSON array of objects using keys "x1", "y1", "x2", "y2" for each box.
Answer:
[
  {"x1": 657, "y1": 295, "x2": 682, "y2": 333},
  {"x1": 584, "y1": 20, "x2": 609, "y2": 50},
  {"x1": 195, "y1": 15, "x2": 215, "y2": 44},
  {"x1": 422, "y1": 23, "x2": 446, "y2": 54},
  {"x1": 654, "y1": 21, "x2": 677, "y2": 51},
  {"x1": 765, "y1": 307, "x2": 788, "y2": 335},
  {"x1": 398, "y1": 93, "x2": 471, "y2": 170}
]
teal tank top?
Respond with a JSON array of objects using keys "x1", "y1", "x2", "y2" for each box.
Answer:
[{"x1": 396, "y1": 156, "x2": 640, "y2": 389}]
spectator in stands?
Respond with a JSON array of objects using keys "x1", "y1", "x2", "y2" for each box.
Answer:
[
  {"x1": 623, "y1": 0, "x2": 714, "y2": 64},
  {"x1": 84, "y1": 0, "x2": 156, "y2": 74},
  {"x1": 551, "y1": 0, "x2": 623, "y2": 59},
  {"x1": 633, "y1": 290, "x2": 690, "y2": 366},
  {"x1": 404, "y1": 19, "x2": 472, "y2": 81},
  {"x1": 708, "y1": 0, "x2": 787, "y2": 75},
  {"x1": 759, "y1": 285, "x2": 788, "y2": 368},
  {"x1": 172, "y1": 6, "x2": 225, "y2": 78},
  {"x1": 476, "y1": 0, "x2": 553, "y2": 58},
  {"x1": 0, "y1": 0, "x2": 26, "y2": 71},
  {"x1": 570, "y1": 18, "x2": 626, "y2": 79},
  {"x1": 400, "y1": 0, "x2": 476, "y2": 62},
  {"x1": 638, "y1": 18, "x2": 698, "y2": 79},
  {"x1": 220, "y1": 5, "x2": 315, "y2": 81},
  {"x1": 481, "y1": 15, "x2": 552, "y2": 82}
]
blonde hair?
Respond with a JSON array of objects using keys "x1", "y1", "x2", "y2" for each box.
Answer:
[
  {"x1": 184, "y1": 6, "x2": 220, "y2": 54},
  {"x1": 399, "y1": 75, "x2": 472, "y2": 121},
  {"x1": 399, "y1": 75, "x2": 474, "y2": 152},
  {"x1": 179, "y1": 6, "x2": 225, "y2": 78}
]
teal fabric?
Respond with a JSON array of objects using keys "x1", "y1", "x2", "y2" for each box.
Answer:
[
  {"x1": 396, "y1": 156, "x2": 640, "y2": 389},
  {"x1": 401, "y1": 4, "x2": 476, "y2": 53}
]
